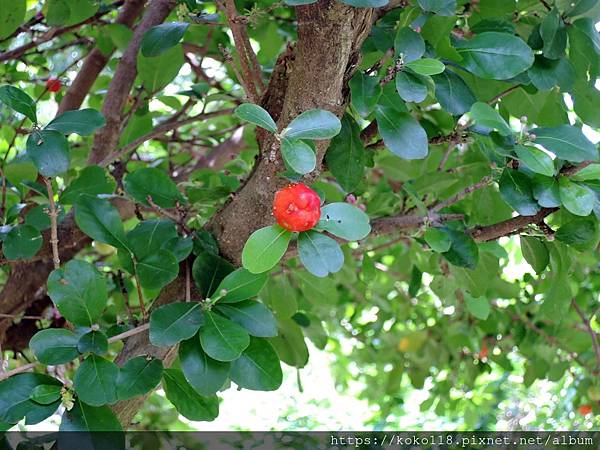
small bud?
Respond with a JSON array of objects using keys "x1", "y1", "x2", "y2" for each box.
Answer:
[
  {"x1": 520, "y1": 116, "x2": 528, "y2": 124},
  {"x1": 91, "y1": 324, "x2": 100, "y2": 331},
  {"x1": 528, "y1": 133, "x2": 537, "y2": 141},
  {"x1": 219, "y1": 289, "x2": 228, "y2": 297}
]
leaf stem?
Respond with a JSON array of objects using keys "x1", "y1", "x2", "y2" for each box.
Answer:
[{"x1": 44, "y1": 177, "x2": 60, "y2": 270}]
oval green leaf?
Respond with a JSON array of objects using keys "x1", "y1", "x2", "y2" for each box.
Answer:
[{"x1": 242, "y1": 225, "x2": 292, "y2": 274}]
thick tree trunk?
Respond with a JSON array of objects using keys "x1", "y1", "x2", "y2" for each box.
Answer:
[{"x1": 207, "y1": 3, "x2": 373, "y2": 265}]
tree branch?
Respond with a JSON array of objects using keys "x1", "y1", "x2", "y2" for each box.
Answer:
[
  {"x1": 469, "y1": 208, "x2": 558, "y2": 242},
  {"x1": 571, "y1": 299, "x2": 600, "y2": 374}
]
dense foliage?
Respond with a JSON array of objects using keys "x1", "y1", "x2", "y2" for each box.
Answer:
[{"x1": 0, "y1": 0, "x2": 599, "y2": 433}]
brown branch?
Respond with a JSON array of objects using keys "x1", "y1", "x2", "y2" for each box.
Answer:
[
  {"x1": 488, "y1": 85, "x2": 520, "y2": 104},
  {"x1": 469, "y1": 208, "x2": 558, "y2": 242},
  {"x1": 431, "y1": 176, "x2": 493, "y2": 212},
  {"x1": 89, "y1": 0, "x2": 177, "y2": 165},
  {"x1": 370, "y1": 213, "x2": 465, "y2": 236},
  {"x1": 43, "y1": 178, "x2": 60, "y2": 270},
  {"x1": 99, "y1": 108, "x2": 235, "y2": 167},
  {"x1": 0, "y1": 1, "x2": 125, "y2": 63},
  {"x1": 57, "y1": 0, "x2": 148, "y2": 114},
  {"x1": 561, "y1": 160, "x2": 595, "y2": 177},
  {"x1": 571, "y1": 299, "x2": 600, "y2": 374}
]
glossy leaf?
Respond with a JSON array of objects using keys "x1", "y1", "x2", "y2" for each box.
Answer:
[
  {"x1": 469, "y1": 102, "x2": 512, "y2": 136},
  {"x1": 77, "y1": 330, "x2": 108, "y2": 355},
  {"x1": 325, "y1": 115, "x2": 366, "y2": 192},
  {"x1": 2, "y1": 224, "x2": 42, "y2": 260},
  {"x1": 215, "y1": 268, "x2": 268, "y2": 304},
  {"x1": 417, "y1": 0, "x2": 456, "y2": 15},
  {"x1": 162, "y1": 369, "x2": 219, "y2": 421},
  {"x1": 45, "y1": 108, "x2": 106, "y2": 136},
  {"x1": 283, "y1": 109, "x2": 341, "y2": 140},
  {"x1": 515, "y1": 145, "x2": 555, "y2": 177},
  {"x1": 47, "y1": 260, "x2": 107, "y2": 326},
  {"x1": 216, "y1": 301, "x2": 278, "y2": 337},
  {"x1": 0, "y1": 373, "x2": 61, "y2": 424},
  {"x1": 179, "y1": 337, "x2": 230, "y2": 396},
  {"x1": 520, "y1": 236, "x2": 549, "y2": 273},
  {"x1": 59, "y1": 398, "x2": 123, "y2": 434},
  {"x1": 499, "y1": 169, "x2": 541, "y2": 216},
  {"x1": 230, "y1": 337, "x2": 283, "y2": 391},
  {"x1": 349, "y1": 72, "x2": 382, "y2": 117},
  {"x1": 298, "y1": 231, "x2": 344, "y2": 278},
  {"x1": 30, "y1": 385, "x2": 62, "y2": 405},
  {"x1": 26, "y1": 130, "x2": 69, "y2": 176},
  {"x1": 532, "y1": 125, "x2": 599, "y2": 162},
  {"x1": 558, "y1": 178, "x2": 595, "y2": 216},
  {"x1": 242, "y1": 225, "x2": 292, "y2": 274},
  {"x1": 317, "y1": 202, "x2": 371, "y2": 241},
  {"x1": 73, "y1": 355, "x2": 119, "y2": 406},
  {"x1": 141, "y1": 22, "x2": 189, "y2": 57},
  {"x1": 235, "y1": 103, "x2": 277, "y2": 133},
  {"x1": 136, "y1": 249, "x2": 179, "y2": 290},
  {"x1": 30, "y1": 329, "x2": 80, "y2": 365},
  {"x1": 116, "y1": 356, "x2": 163, "y2": 400},
  {"x1": 394, "y1": 27, "x2": 425, "y2": 62},
  {"x1": 124, "y1": 167, "x2": 184, "y2": 208},
  {"x1": 192, "y1": 251, "x2": 234, "y2": 298},
  {"x1": 280, "y1": 138, "x2": 316, "y2": 175},
  {"x1": 375, "y1": 106, "x2": 428, "y2": 159},
  {"x1": 149, "y1": 302, "x2": 203, "y2": 347},
  {"x1": 0, "y1": 0, "x2": 26, "y2": 40},
  {"x1": 395, "y1": 71, "x2": 429, "y2": 103},
  {"x1": 74, "y1": 194, "x2": 129, "y2": 250},
  {"x1": 60, "y1": 166, "x2": 116, "y2": 204},
  {"x1": 199, "y1": 311, "x2": 250, "y2": 361},
  {"x1": 405, "y1": 58, "x2": 445, "y2": 76},
  {"x1": 0, "y1": 85, "x2": 36, "y2": 122},
  {"x1": 442, "y1": 229, "x2": 479, "y2": 269},
  {"x1": 432, "y1": 70, "x2": 476, "y2": 115}
]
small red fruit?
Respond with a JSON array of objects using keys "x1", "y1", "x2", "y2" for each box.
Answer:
[
  {"x1": 479, "y1": 344, "x2": 488, "y2": 360},
  {"x1": 46, "y1": 77, "x2": 61, "y2": 93},
  {"x1": 273, "y1": 183, "x2": 321, "y2": 232},
  {"x1": 579, "y1": 404, "x2": 593, "y2": 416}
]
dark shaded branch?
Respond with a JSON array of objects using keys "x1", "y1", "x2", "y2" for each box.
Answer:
[{"x1": 469, "y1": 208, "x2": 558, "y2": 242}]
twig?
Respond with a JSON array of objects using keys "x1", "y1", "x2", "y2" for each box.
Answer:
[
  {"x1": 488, "y1": 85, "x2": 520, "y2": 104},
  {"x1": 431, "y1": 176, "x2": 493, "y2": 212},
  {"x1": 0, "y1": 313, "x2": 44, "y2": 320},
  {"x1": 0, "y1": 362, "x2": 38, "y2": 382},
  {"x1": 134, "y1": 272, "x2": 147, "y2": 321},
  {"x1": 539, "y1": 0, "x2": 552, "y2": 11},
  {"x1": 44, "y1": 178, "x2": 60, "y2": 270},
  {"x1": 571, "y1": 299, "x2": 600, "y2": 374},
  {"x1": 115, "y1": 271, "x2": 136, "y2": 325},
  {"x1": 185, "y1": 258, "x2": 191, "y2": 302},
  {"x1": 437, "y1": 142, "x2": 457, "y2": 171}
]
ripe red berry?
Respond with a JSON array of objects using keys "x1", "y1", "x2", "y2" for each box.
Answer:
[
  {"x1": 579, "y1": 404, "x2": 593, "y2": 416},
  {"x1": 272, "y1": 183, "x2": 321, "y2": 232},
  {"x1": 478, "y1": 344, "x2": 488, "y2": 360},
  {"x1": 46, "y1": 77, "x2": 61, "y2": 93}
]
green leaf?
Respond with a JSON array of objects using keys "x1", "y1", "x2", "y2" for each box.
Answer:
[
  {"x1": 136, "y1": 249, "x2": 179, "y2": 290},
  {"x1": 141, "y1": 22, "x2": 189, "y2": 57},
  {"x1": 555, "y1": 217, "x2": 599, "y2": 250},
  {"x1": 0, "y1": 0, "x2": 26, "y2": 39},
  {"x1": 74, "y1": 194, "x2": 129, "y2": 250},
  {"x1": 298, "y1": 230, "x2": 344, "y2": 277},
  {"x1": 280, "y1": 138, "x2": 316, "y2": 175},
  {"x1": 424, "y1": 227, "x2": 452, "y2": 252},
  {"x1": 26, "y1": 130, "x2": 69, "y2": 176},
  {"x1": 540, "y1": 8, "x2": 567, "y2": 59},
  {"x1": 442, "y1": 229, "x2": 479, "y2": 269},
  {"x1": 77, "y1": 330, "x2": 108, "y2": 355},
  {"x1": 162, "y1": 369, "x2": 219, "y2": 421},
  {"x1": 179, "y1": 337, "x2": 230, "y2": 396},
  {"x1": 454, "y1": 32, "x2": 534, "y2": 80},
  {"x1": 465, "y1": 294, "x2": 491, "y2": 320},
  {"x1": 242, "y1": 225, "x2": 292, "y2": 274},
  {"x1": 283, "y1": 109, "x2": 341, "y2": 140},
  {"x1": 532, "y1": 175, "x2": 561, "y2": 208},
  {"x1": 73, "y1": 355, "x2": 119, "y2": 406},
  {"x1": 45, "y1": 108, "x2": 106, "y2": 136},
  {"x1": 0, "y1": 373, "x2": 61, "y2": 424},
  {"x1": 349, "y1": 72, "x2": 382, "y2": 117},
  {"x1": 2, "y1": 224, "x2": 42, "y2": 260},
  {"x1": 230, "y1": 337, "x2": 283, "y2": 391},
  {"x1": 214, "y1": 268, "x2": 268, "y2": 304},
  {"x1": 116, "y1": 356, "x2": 163, "y2": 400},
  {"x1": 60, "y1": 165, "x2": 116, "y2": 204},
  {"x1": 137, "y1": 44, "x2": 184, "y2": 92},
  {"x1": 558, "y1": 177, "x2": 595, "y2": 216},
  {"x1": 394, "y1": 27, "x2": 425, "y2": 62},
  {"x1": 123, "y1": 167, "x2": 184, "y2": 208},
  {"x1": 469, "y1": 102, "x2": 512, "y2": 136},
  {"x1": 30, "y1": 385, "x2": 62, "y2": 405},
  {"x1": 126, "y1": 219, "x2": 178, "y2": 260},
  {"x1": 47, "y1": 260, "x2": 107, "y2": 326},
  {"x1": 515, "y1": 145, "x2": 555, "y2": 177},
  {"x1": 528, "y1": 56, "x2": 575, "y2": 91},
  {"x1": 417, "y1": 0, "x2": 456, "y2": 15},
  {"x1": 234, "y1": 103, "x2": 277, "y2": 133},
  {"x1": 532, "y1": 125, "x2": 599, "y2": 162},
  {"x1": 192, "y1": 251, "x2": 234, "y2": 298},
  {"x1": 375, "y1": 106, "x2": 428, "y2": 159},
  {"x1": 325, "y1": 115, "x2": 366, "y2": 192},
  {"x1": 432, "y1": 70, "x2": 476, "y2": 115},
  {"x1": 317, "y1": 202, "x2": 371, "y2": 241},
  {"x1": 520, "y1": 236, "x2": 549, "y2": 273},
  {"x1": 30, "y1": 329, "x2": 80, "y2": 365},
  {"x1": 149, "y1": 302, "x2": 203, "y2": 347},
  {"x1": 571, "y1": 163, "x2": 600, "y2": 181},
  {"x1": 499, "y1": 168, "x2": 541, "y2": 216},
  {"x1": 405, "y1": 58, "x2": 445, "y2": 75},
  {"x1": 216, "y1": 301, "x2": 277, "y2": 337},
  {"x1": 0, "y1": 85, "x2": 37, "y2": 123},
  {"x1": 59, "y1": 399, "x2": 123, "y2": 434},
  {"x1": 395, "y1": 71, "x2": 429, "y2": 103},
  {"x1": 199, "y1": 311, "x2": 250, "y2": 362}
]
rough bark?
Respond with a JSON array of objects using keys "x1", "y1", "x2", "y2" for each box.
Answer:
[
  {"x1": 89, "y1": 0, "x2": 177, "y2": 164},
  {"x1": 207, "y1": 2, "x2": 374, "y2": 265},
  {"x1": 57, "y1": 0, "x2": 148, "y2": 114}
]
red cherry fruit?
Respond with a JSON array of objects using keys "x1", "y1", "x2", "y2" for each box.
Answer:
[
  {"x1": 46, "y1": 77, "x2": 61, "y2": 93},
  {"x1": 579, "y1": 405, "x2": 593, "y2": 416},
  {"x1": 273, "y1": 183, "x2": 321, "y2": 232},
  {"x1": 478, "y1": 344, "x2": 488, "y2": 360}
]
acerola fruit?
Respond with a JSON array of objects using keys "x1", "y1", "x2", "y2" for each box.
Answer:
[
  {"x1": 46, "y1": 77, "x2": 61, "y2": 93},
  {"x1": 478, "y1": 344, "x2": 488, "y2": 360},
  {"x1": 579, "y1": 404, "x2": 593, "y2": 415},
  {"x1": 272, "y1": 183, "x2": 321, "y2": 232}
]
